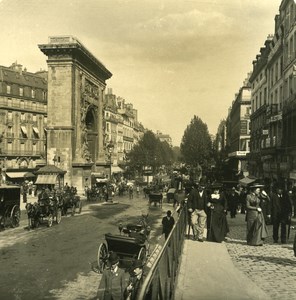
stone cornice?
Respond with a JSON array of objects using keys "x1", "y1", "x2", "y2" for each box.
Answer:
[{"x1": 38, "y1": 36, "x2": 112, "y2": 82}]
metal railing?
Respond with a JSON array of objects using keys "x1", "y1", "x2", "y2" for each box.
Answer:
[{"x1": 137, "y1": 202, "x2": 188, "y2": 299}]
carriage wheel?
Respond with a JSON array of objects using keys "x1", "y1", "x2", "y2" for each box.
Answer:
[
  {"x1": 56, "y1": 208, "x2": 62, "y2": 224},
  {"x1": 97, "y1": 243, "x2": 108, "y2": 273},
  {"x1": 10, "y1": 205, "x2": 21, "y2": 228},
  {"x1": 47, "y1": 214, "x2": 53, "y2": 227},
  {"x1": 78, "y1": 201, "x2": 82, "y2": 214},
  {"x1": 137, "y1": 247, "x2": 146, "y2": 264}
]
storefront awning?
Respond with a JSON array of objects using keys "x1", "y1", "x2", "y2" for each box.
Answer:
[
  {"x1": 96, "y1": 178, "x2": 108, "y2": 183},
  {"x1": 32, "y1": 127, "x2": 40, "y2": 136},
  {"x1": 35, "y1": 174, "x2": 57, "y2": 185},
  {"x1": 239, "y1": 176, "x2": 257, "y2": 187},
  {"x1": 6, "y1": 172, "x2": 28, "y2": 178},
  {"x1": 20, "y1": 126, "x2": 28, "y2": 137},
  {"x1": 111, "y1": 166, "x2": 124, "y2": 173}
]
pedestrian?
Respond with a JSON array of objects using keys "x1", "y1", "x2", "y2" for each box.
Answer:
[
  {"x1": 270, "y1": 184, "x2": 292, "y2": 244},
  {"x1": 187, "y1": 182, "x2": 208, "y2": 242},
  {"x1": 173, "y1": 191, "x2": 179, "y2": 208},
  {"x1": 228, "y1": 187, "x2": 238, "y2": 218},
  {"x1": 207, "y1": 182, "x2": 229, "y2": 243},
  {"x1": 292, "y1": 186, "x2": 296, "y2": 218},
  {"x1": 246, "y1": 184, "x2": 268, "y2": 246},
  {"x1": 161, "y1": 210, "x2": 175, "y2": 240},
  {"x1": 124, "y1": 259, "x2": 144, "y2": 300},
  {"x1": 259, "y1": 187, "x2": 271, "y2": 225},
  {"x1": 128, "y1": 185, "x2": 133, "y2": 199},
  {"x1": 97, "y1": 252, "x2": 129, "y2": 300}
]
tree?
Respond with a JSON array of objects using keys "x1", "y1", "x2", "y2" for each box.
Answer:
[
  {"x1": 126, "y1": 131, "x2": 175, "y2": 177},
  {"x1": 180, "y1": 115, "x2": 212, "y2": 168}
]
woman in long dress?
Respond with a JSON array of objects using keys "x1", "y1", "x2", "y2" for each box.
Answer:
[
  {"x1": 207, "y1": 183, "x2": 229, "y2": 243},
  {"x1": 246, "y1": 184, "x2": 268, "y2": 246}
]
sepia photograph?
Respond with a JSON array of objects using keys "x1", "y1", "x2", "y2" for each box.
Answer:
[{"x1": 0, "y1": 0, "x2": 295, "y2": 299}]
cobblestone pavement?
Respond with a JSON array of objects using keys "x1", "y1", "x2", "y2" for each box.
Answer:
[{"x1": 225, "y1": 214, "x2": 296, "y2": 300}]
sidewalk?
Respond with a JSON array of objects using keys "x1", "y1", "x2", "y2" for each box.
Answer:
[{"x1": 175, "y1": 238, "x2": 270, "y2": 300}]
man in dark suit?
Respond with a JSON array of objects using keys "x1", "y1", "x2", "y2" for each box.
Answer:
[
  {"x1": 187, "y1": 182, "x2": 208, "y2": 242},
  {"x1": 162, "y1": 210, "x2": 175, "y2": 240},
  {"x1": 270, "y1": 185, "x2": 292, "y2": 244}
]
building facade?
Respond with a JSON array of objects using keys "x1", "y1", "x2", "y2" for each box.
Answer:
[
  {"x1": 0, "y1": 62, "x2": 47, "y2": 182},
  {"x1": 226, "y1": 76, "x2": 251, "y2": 179}
]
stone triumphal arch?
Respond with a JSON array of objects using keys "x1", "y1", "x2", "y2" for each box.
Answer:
[{"x1": 39, "y1": 36, "x2": 112, "y2": 193}]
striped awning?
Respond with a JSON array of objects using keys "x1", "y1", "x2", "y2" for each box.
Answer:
[
  {"x1": 6, "y1": 172, "x2": 28, "y2": 178},
  {"x1": 35, "y1": 174, "x2": 57, "y2": 185}
]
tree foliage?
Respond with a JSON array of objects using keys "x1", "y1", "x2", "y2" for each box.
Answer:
[
  {"x1": 126, "y1": 130, "x2": 175, "y2": 175},
  {"x1": 180, "y1": 115, "x2": 212, "y2": 167}
]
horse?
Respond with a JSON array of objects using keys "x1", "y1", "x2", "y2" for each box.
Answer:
[{"x1": 25, "y1": 202, "x2": 40, "y2": 229}]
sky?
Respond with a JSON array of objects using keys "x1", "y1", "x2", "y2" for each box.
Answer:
[{"x1": 0, "y1": 0, "x2": 282, "y2": 146}]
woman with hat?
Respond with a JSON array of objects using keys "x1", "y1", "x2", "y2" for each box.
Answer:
[
  {"x1": 246, "y1": 184, "x2": 268, "y2": 246},
  {"x1": 206, "y1": 183, "x2": 229, "y2": 243},
  {"x1": 97, "y1": 252, "x2": 129, "y2": 300},
  {"x1": 124, "y1": 259, "x2": 144, "y2": 300}
]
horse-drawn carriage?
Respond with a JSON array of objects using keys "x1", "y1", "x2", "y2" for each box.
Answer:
[
  {"x1": 60, "y1": 188, "x2": 82, "y2": 216},
  {"x1": 26, "y1": 194, "x2": 62, "y2": 228},
  {"x1": 148, "y1": 192, "x2": 163, "y2": 207},
  {"x1": 0, "y1": 185, "x2": 21, "y2": 229},
  {"x1": 97, "y1": 214, "x2": 150, "y2": 273}
]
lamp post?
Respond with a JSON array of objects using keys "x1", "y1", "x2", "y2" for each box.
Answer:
[{"x1": 107, "y1": 141, "x2": 114, "y2": 180}]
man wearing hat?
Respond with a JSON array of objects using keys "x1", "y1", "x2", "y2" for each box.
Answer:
[
  {"x1": 187, "y1": 182, "x2": 208, "y2": 242},
  {"x1": 97, "y1": 252, "x2": 129, "y2": 300},
  {"x1": 124, "y1": 259, "x2": 144, "y2": 300},
  {"x1": 270, "y1": 184, "x2": 292, "y2": 244},
  {"x1": 162, "y1": 210, "x2": 175, "y2": 240}
]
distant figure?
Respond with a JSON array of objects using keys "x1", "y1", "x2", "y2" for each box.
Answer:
[
  {"x1": 162, "y1": 210, "x2": 175, "y2": 240},
  {"x1": 270, "y1": 185, "x2": 292, "y2": 244},
  {"x1": 129, "y1": 185, "x2": 134, "y2": 199},
  {"x1": 97, "y1": 252, "x2": 129, "y2": 300},
  {"x1": 228, "y1": 187, "x2": 238, "y2": 218}
]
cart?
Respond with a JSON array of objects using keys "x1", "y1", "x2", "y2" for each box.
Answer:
[
  {"x1": 26, "y1": 196, "x2": 62, "y2": 228},
  {"x1": 167, "y1": 188, "x2": 177, "y2": 203},
  {"x1": 148, "y1": 192, "x2": 163, "y2": 207},
  {"x1": 0, "y1": 185, "x2": 21, "y2": 229},
  {"x1": 97, "y1": 215, "x2": 150, "y2": 273}
]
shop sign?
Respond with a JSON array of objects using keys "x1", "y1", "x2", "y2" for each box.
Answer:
[
  {"x1": 279, "y1": 162, "x2": 289, "y2": 172},
  {"x1": 290, "y1": 171, "x2": 296, "y2": 180},
  {"x1": 262, "y1": 129, "x2": 269, "y2": 135}
]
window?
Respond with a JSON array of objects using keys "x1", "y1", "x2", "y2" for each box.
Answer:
[
  {"x1": 7, "y1": 85, "x2": 11, "y2": 94},
  {"x1": 33, "y1": 114, "x2": 37, "y2": 122},
  {"x1": 7, "y1": 111, "x2": 12, "y2": 121},
  {"x1": 31, "y1": 89, "x2": 35, "y2": 98},
  {"x1": 21, "y1": 113, "x2": 25, "y2": 121},
  {"x1": 19, "y1": 87, "x2": 23, "y2": 96}
]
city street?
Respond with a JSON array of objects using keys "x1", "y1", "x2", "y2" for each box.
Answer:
[{"x1": 0, "y1": 192, "x2": 173, "y2": 300}]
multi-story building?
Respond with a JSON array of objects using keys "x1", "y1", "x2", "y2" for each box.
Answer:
[
  {"x1": 248, "y1": 38, "x2": 273, "y2": 179},
  {"x1": 262, "y1": 17, "x2": 285, "y2": 183},
  {"x1": 226, "y1": 75, "x2": 251, "y2": 179},
  {"x1": 281, "y1": 0, "x2": 296, "y2": 186},
  {"x1": 0, "y1": 62, "x2": 47, "y2": 182},
  {"x1": 117, "y1": 97, "x2": 135, "y2": 155},
  {"x1": 156, "y1": 131, "x2": 172, "y2": 146}
]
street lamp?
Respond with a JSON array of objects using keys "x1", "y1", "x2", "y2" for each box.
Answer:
[{"x1": 107, "y1": 141, "x2": 114, "y2": 180}]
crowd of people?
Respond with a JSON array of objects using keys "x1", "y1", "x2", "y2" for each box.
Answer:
[{"x1": 186, "y1": 180, "x2": 294, "y2": 246}]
